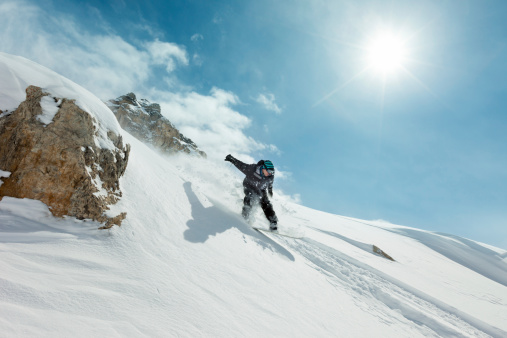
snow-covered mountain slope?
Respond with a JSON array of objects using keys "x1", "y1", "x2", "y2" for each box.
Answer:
[
  {"x1": 1, "y1": 131, "x2": 506, "y2": 337},
  {"x1": 1, "y1": 53, "x2": 506, "y2": 337}
]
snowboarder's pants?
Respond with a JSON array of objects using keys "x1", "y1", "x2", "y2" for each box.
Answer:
[{"x1": 242, "y1": 186, "x2": 278, "y2": 224}]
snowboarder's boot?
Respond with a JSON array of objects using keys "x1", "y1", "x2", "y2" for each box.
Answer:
[
  {"x1": 269, "y1": 223, "x2": 278, "y2": 231},
  {"x1": 242, "y1": 205, "x2": 252, "y2": 224}
]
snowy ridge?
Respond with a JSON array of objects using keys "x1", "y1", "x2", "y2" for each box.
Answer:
[{"x1": 0, "y1": 52, "x2": 121, "y2": 150}]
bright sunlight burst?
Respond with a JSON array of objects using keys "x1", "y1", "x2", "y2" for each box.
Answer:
[
  {"x1": 367, "y1": 32, "x2": 406, "y2": 74},
  {"x1": 313, "y1": 29, "x2": 415, "y2": 107}
]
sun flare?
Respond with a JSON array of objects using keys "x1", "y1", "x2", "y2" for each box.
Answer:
[{"x1": 367, "y1": 33, "x2": 406, "y2": 74}]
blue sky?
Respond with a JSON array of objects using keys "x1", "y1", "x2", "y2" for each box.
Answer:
[{"x1": 1, "y1": 0, "x2": 506, "y2": 249}]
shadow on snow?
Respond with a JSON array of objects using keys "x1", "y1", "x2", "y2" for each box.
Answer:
[{"x1": 183, "y1": 182, "x2": 294, "y2": 261}]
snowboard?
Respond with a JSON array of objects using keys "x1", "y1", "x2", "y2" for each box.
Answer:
[{"x1": 252, "y1": 226, "x2": 302, "y2": 239}]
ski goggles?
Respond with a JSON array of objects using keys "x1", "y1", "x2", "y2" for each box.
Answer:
[{"x1": 262, "y1": 164, "x2": 275, "y2": 176}]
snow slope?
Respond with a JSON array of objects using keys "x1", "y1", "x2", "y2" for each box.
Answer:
[{"x1": 1, "y1": 53, "x2": 507, "y2": 337}]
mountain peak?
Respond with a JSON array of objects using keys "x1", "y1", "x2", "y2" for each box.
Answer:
[{"x1": 108, "y1": 93, "x2": 206, "y2": 158}]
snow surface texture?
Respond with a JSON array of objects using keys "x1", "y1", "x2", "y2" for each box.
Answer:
[
  {"x1": 0, "y1": 52, "x2": 121, "y2": 150},
  {"x1": 0, "y1": 132, "x2": 506, "y2": 337},
  {"x1": 1, "y1": 52, "x2": 506, "y2": 337}
]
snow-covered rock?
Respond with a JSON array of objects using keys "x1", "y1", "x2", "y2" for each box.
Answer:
[
  {"x1": 108, "y1": 92, "x2": 206, "y2": 157},
  {"x1": 0, "y1": 54, "x2": 130, "y2": 228}
]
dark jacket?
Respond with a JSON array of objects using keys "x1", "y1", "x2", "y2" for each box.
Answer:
[{"x1": 229, "y1": 156, "x2": 274, "y2": 196}]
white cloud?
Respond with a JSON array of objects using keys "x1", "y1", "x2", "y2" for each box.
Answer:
[
  {"x1": 191, "y1": 34, "x2": 204, "y2": 42},
  {"x1": 133, "y1": 23, "x2": 164, "y2": 39},
  {"x1": 192, "y1": 54, "x2": 203, "y2": 66},
  {"x1": 147, "y1": 87, "x2": 277, "y2": 161},
  {"x1": 145, "y1": 39, "x2": 188, "y2": 72},
  {"x1": 267, "y1": 144, "x2": 281, "y2": 155},
  {"x1": 275, "y1": 190, "x2": 302, "y2": 204},
  {"x1": 213, "y1": 14, "x2": 223, "y2": 24},
  {"x1": 256, "y1": 93, "x2": 282, "y2": 114},
  {"x1": 0, "y1": 0, "x2": 187, "y2": 100}
]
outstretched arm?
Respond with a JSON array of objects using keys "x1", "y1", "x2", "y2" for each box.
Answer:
[{"x1": 225, "y1": 154, "x2": 251, "y2": 175}]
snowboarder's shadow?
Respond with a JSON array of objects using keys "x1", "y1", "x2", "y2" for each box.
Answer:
[{"x1": 183, "y1": 182, "x2": 294, "y2": 261}]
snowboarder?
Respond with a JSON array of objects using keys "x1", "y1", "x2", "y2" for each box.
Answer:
[{"x1": 225, "y1": 154, "x2": 278, "y2": 230}]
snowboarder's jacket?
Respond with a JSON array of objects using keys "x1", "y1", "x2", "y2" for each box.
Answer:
[{"x1": 227, "y1": 155, "x2": 274, "y2": 196}]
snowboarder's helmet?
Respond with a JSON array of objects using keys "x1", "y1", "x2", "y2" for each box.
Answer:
[{"x1": 263, "y1": 160, "x2": 275, "y2": 175}]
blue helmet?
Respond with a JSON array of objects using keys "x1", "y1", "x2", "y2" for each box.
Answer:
[{"x1": 263, "y1": 160, "x2": 275, "y2": 175}]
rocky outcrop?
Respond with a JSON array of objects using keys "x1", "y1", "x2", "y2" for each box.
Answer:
[
  {"x1": 0, "y1": 86, "x2": 130, "y2": 228},
  {"x1": 373, "y1": 245, "x2": 395, "y2": 261},
  {"x1": 107, "y1": 93, "x2": 206, "y2": 158}
]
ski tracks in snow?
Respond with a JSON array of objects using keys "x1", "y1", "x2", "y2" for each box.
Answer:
[{"x1": 269, "y1": 232, "x2": 502, "y2": 338}]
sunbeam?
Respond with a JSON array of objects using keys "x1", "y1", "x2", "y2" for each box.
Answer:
[
  {"x1": 312, "y1": 67, "x2": 370, "y2": 107},
  {"x1": 399, "y1": 66, "x2": 454, "y2": 112}
]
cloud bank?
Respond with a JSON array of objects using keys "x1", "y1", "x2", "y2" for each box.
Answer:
[
  {"x1": 149, "y1": 87, "x2": 277, "y2": 161},
  {"x1": 0, "y1": 0, "x2": 278, "y2": 162}
]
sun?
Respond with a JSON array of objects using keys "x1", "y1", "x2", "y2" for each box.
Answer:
[{"x1": 367, "y1": 32, "x2": 406, "y2": 74}]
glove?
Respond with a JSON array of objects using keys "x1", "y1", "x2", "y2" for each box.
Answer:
[{"x1": 225, "y1": 154, "x2": 234, "y2": 162}]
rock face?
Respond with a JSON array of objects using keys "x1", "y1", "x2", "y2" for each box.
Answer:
[
  {"x1": 372, "y1": 245, "x2": 395, "y2": 261},
  {"x1": 0, "y1": 86, "x2": 130, "y2": 228},
  {"x1": 107, "y1": 93, "x2": 206, "y2": 157}
]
